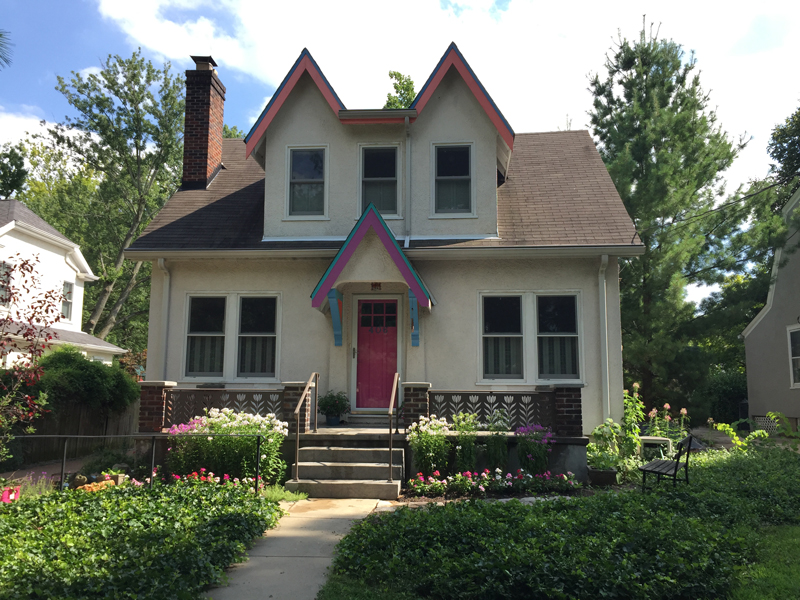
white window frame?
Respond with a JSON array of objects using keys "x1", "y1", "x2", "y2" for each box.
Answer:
[
  {"x1": 61, "y1": 281, "x2": 74, "y2": 321},
  {"x1": 789, "y1": 325, "x2": 800, "y2": 389},
  {"x1": 357, "y1": 142, "x2": 402, "y2": 219},
  {"x1": 480, "y1": 293, "x2": 525, "y2": 382},
  {"x1": 237, "y1": 295, "x2": 279, "y2": 379},
  {"x1": 184, "y1": 295, "x2": 227, "y2": 379},
  {"x1": 536, "y1": 294, "x2": 581, "y2": 382},
  {"x1": 430, "y1": 141, "x2": 477, "y2": 219},
  {"x1": 284, "y1": 144, "x2": 330, "y2": 221},
  {"x1": 477, "y1": 291, "x2": 584, "y2": 386},
  {"x1": 181, "y1": 292, "x2": 282, "y2": 384}
]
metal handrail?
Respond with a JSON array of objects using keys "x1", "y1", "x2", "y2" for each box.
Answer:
[
  {"x1": 388, "y1": 373, "x2": 399, "y2": 483},
  {"x1": 293, "y1": 372, "x2": 319, "y2": 482}
]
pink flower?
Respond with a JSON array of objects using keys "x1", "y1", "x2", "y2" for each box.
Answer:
[
  {"x1": 479, "y1": 485, "x2": 485, "y2": 492},
  {"x1": 665, "y1": 415, "x2": 672, "y2": 422},
  {"x1": 648, "y1": 408, "x2": 658, "y2": 418},
  {"x1": 663, "y1": 403, "x2": 671, "y2": 410},
  {"x1": 680, "y1": 408, "x2": 688, "y2": 416},
  {"x1": 433, "y1": 470, "x2": 440, "y2": 477},
  {"x1": 223, "y1": 474, "x2": 230, "y2": 480}
]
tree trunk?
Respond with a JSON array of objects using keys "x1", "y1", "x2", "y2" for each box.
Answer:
[{"x1": 95, "y1": 261, "x2": 143, "y2": 340}]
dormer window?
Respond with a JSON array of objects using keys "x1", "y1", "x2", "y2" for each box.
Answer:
[
  {"x1": 289, "y1": 147, "x2": 326, "y2": 216},
  {"x1": 434, "y1": 145, "x2": 471, "y2": 214},
  {"x1": 362, "y1": 147, "x2": 397, "y2": 215}
]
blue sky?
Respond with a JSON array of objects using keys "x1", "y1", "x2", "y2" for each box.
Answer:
[{"x1": 2, "y1": 0, "x2": 800, "y2": 300}]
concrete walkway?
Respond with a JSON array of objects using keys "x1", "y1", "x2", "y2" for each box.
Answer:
[{"x1": 204, "y1": 498, "x2": 380, "y2": 600}]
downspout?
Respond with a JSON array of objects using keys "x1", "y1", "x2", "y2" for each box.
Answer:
[
  {"x1": 404, "y1": 116, "x2": 411, "y2": 248},
  {"x1": 598, "y1": 255, "x2": 610, "y2": 420},
  {"x1": 157, "y1": 258, "x2": 171, "y2": 381}
]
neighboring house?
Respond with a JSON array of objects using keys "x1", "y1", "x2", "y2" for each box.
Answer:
[
  {"x1": 0, "y1": 199, "x2": 125, "y2": 364},
  {"x1": 127, "y1": 45, "x2": 643, "y2": 436},
  {"x1": 743, "y1": 187, "x2": 800, "y2": 432}
]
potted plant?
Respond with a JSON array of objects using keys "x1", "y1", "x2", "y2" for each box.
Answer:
[
  {"x1": 318, "y1": 390, "x2": 350, "y2": 426},
  {"x1": 587, "y1": 418, "x2": 621, "y2": 487}
]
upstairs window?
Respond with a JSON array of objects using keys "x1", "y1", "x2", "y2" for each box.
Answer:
[
  {"x1": 435, "y1": 145, "x2": 471, "y2": 214},
  {"x1": 362, "y1": 147, "x2": 397, "y2": 215},
  {"x1": 238, "y1": 297, "x2": 277, "y2": 377},
  {"x1": 790, "y1": 329, "x2": 800, "y2": 387},
  {"x1": 289, "y1": 148, "x2": 325, "y2": 216},
  {"x1": 186, "y1": 297, "x2": 226, "y2": 377},
  {"x1": 62, "y1": 281, "x2": 74, "y2": 320},
  {"x1": 537, "y1": 296, "x2": 579, "y2": 380}
]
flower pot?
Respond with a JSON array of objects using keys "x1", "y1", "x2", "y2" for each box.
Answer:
[
  {"x1": 587, "y1": 467, "x2": 617, "y2": 487},
  {"x1": 1, "y1": 486, "x2": 21, "y2": 503},
  {"x1": 106, "y1": 474, "x2": 125, "y2": 485},
  {"x1": 326, "y1": 415, "x2": 341, "y2": 426}
]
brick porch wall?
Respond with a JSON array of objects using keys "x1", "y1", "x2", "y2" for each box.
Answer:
[
  {"x1": 401, "y1": 383, "x2": 431, "y2": 427},
  {"x1": 138, "y1": 381, "x2": 176, "y2": 432},
  {"x1": 283, "y1": 383, "x2": 311, "y2": 434},
  {"x1": 554, "y1": 387, "x2": 583, "y2": 437}
]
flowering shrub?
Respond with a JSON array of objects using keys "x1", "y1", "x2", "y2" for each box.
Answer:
[
  {"x1": 165, "y1": 408, "x2": 288, "y2": 483},
  {"x1": 482, "y1": 409, "x2": 510, "y2": 471},
  {"x1": 407, "y1": 415, "x2": 450, "y2": 476},
  {"x1": 515, "y1": 423, "x2": 554, "y2": 474},
  {"x1": 451, "y1": 412, "x2": 479, "y2": 473},
  {"x1": 406, "y1": 467, "x2": 580, "y2": 498}
]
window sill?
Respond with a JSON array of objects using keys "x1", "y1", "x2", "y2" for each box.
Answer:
[
  {"x1": 429, "y1": 213, "x2": 478, "y2": 219},
  {"x1": 283, "y1": 216, "x2": 330, "y2": 221}
]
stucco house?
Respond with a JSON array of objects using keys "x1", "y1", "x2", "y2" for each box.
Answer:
[
  {"x1": 0, "y1": 199, "x2": 126, "y2": 364},
  {"x1": 743, "y1": 187, "x2": 800, "y2": 432},
  {"x1": 128, "y1": 44, "x2": 643, "y2": 440}
]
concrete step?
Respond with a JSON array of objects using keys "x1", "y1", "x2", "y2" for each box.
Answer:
[
  {"x1": 344, "y1": 414, "x2": 397, "y2": 426},
  {"x1": 285, "y1": 479, "x2": 401, "y2": 500},
  {"x1": 299, "y1": 446, "x2": 403, "y2": 463},
  {"x1": 293, "y1": 461, "x2": 402, "y2": 480}
]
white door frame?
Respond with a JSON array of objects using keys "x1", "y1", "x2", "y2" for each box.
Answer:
[{"x1": 349, "y1": 293, "x2": 405, "y2": 413}]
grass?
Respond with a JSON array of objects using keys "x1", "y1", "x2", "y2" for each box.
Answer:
[
  {"x1": 261, "y1": 483, "x2": 307, "y2": 502},
  {"x1": 730, "y1": 525, "x2": 800, "y2": 600}
]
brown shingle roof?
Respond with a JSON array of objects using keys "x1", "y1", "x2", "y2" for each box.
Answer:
[
  {"x1": 0, "y1": 199, "x2": 73, "y2": 244},
  {"x1": 130, "y1": 133, "x2": 640, "y2": 252}
]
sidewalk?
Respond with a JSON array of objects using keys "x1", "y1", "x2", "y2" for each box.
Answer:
[{"x1": 204, "y1": 498, "x2": 380, "y2": 600}]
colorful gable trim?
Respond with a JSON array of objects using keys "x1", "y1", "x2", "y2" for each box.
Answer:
[
  {"x1": 245, "y1": 49, "x2": 345, "y2": 158},
  {"x1": 410, "y1": 42, "x2": 515, "y2": 150},
  {"x1": 311, "y1": 204, "x2": 432, "y2": 311}
]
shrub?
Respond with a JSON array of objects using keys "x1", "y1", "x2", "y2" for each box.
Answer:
[
  {"x1": 451, "y1": 412, "x2": 479, "y2": 473},
  {"x1": 587, "y1": 418, "x2": 621, "y2": 470},
  {"x1": 483, "y1": 409, "x2": 509, "y2": 471},
  {"x1": 407, "y1": 415, "x2": 450, "y2": 476},
  {"x1": 0, "y1": 479, "x2": 282, "y2": 598},
  {"x1": 696, "y1": 370, "x2": 748, "y2": 425},
  {"x1": 406, "y1": 468, "x2": 581, "y2": 498},
  {"x1": 165, "y1": 408, "x2": 288, "y2": 483},
  {"x1": 515, "y1": 423, "x2": 554, "y2": 474},
  {"x1": 318, "y1": 390, "x2": 351, "y2": 417},
  {"x1": 34, "y1": 346, "x2": 139, "y2": 413}
]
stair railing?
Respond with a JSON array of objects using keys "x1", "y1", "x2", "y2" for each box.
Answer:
[
  {"x1": 294, "y1": 372, "x2": 320, "y2": 483},
  {"x1": 388, "y1": 373, "x2": 399, "y2": 483}
]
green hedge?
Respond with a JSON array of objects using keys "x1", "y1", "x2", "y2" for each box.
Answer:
[
  {"x1": 330, "y1": 448, "x2": 800, "y2": 599},
  {"x1": 0, "y1": 481, "x2": 282, "y2": 599}
]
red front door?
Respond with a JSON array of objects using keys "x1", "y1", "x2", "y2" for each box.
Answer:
[{"x1": 356, "y1": 299, "x2": 398, "y2": 409}]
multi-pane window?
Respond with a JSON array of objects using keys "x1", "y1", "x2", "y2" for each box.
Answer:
[
  {"x1": 289, "y1": 148, "x2": 325, "y2": 215},
  {"x1": 238, "y1": 297, "x2": 277, "y2": 377},
  {"x1": 362, "y1": 147, "x2": 397, "y2": 214},
  {"x1": 482, "y1": 296, "x2": 523, "y2": 379},
  {"x1": 537, "y1": 296, "x2": 579, "y2": 380},
  {"x1": 790, "y1": 330, "x2": 800, "y2": 387},
  {"x1": 186, "y1": 297, "x2": 225, "y2": 377},
  {"x1": 0, "y1": 263, "x2": 10, "y2": 307},
  {"x1": 62, "y1": 281, "x2": 74, "y2": 320},
  {"x1": 435, "y1": 145, "x2": 471, "y2": 213}
]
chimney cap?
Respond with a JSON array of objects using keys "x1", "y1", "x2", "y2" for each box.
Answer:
[{"x1": 190, "y1": 55, "x2": 218, "y2": 69}]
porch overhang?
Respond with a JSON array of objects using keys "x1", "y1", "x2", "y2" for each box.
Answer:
[{"x1": 311, "y1": 204, "x2": 432, "y2": 311}]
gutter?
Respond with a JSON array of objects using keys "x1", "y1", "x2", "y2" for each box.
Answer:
[
  {"x1": 157, "y1": 258, "x2": 171, "y2": 381},
  {"x1": 405, "y1": 116, "x2": 412, "y2": 248},
  {"x1": 598, "y1": 254, "x2": 610, "y2": 420}
]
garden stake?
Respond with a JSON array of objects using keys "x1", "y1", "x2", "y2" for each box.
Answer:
[
  {"x1": 150, "y1": 436, "x2": 156, "y2": 488},
  {"x1": 255, "y1": 435, "x2": 262, "y2": 494},
  {"x1": 60, "y1": 437, "x2": 68, "y2": 490}
]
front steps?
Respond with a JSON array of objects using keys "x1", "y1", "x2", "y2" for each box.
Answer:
[{"x1": 286, "y1": 445, "x2": 403, "y2": 500}]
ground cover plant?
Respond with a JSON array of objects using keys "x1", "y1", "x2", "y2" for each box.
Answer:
[
  {"x1": 0, "y1": 476, "x2": 282, "y2": 599},
  {"x1": 327, "y1": 447, "x2": 800, "y2": 599}
]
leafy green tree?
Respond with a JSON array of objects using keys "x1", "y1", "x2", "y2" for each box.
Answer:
[
  {"x1": 589, "y1": 24, "x2": 744, "y2": 406},
  {"x1": 0, "y1": 143, "x2": 27, "y2": 199},
  {"x1": 222, "y1": 124, "x2": 245, "y2": 138},
  {"x1": 0, "y1": 29, "x2": 12, "y2": 69},
  {"x1": 42, "y1": 49, "x2": 184, "y2": 344},
  {"x1": 383, "y1": 71, "x2": 416, "y2": 109},
  {"x1": 769, "y1": 103, "x2": 800, "y2": 194}
]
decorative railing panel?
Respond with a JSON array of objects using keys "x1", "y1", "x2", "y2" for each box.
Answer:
[
  {"x1": 164, "y1": 389, "x2": 284, "y2": 428},
  {"x1": 426, "y1": 390, "x2": 556, "y2": 430}
]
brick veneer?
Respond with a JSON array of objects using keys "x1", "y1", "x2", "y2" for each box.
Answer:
[
  {"x1": 554, "y1": 387, "x2": 583, "y2": 437},
  {"x1": 401, "y1": 384, "x2": 430, "y2": 427},
  {"x1": 138, "y1": 382, "x2": 176, "y2": 432},
  {"x1": 283, "y1": 384, "x2": 311, "y2": 434},
  {"x1": 182, "y1": 62, "x2": 226, "y2": 189}
]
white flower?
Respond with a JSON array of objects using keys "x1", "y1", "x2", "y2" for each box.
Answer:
[{"x1": 261, "y1": 454, "x2": 266, "y2": 460}]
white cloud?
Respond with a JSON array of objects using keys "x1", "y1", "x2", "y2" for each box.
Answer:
[
  {"x1": 246, "y1": 95, "x2": 270, "y2": 128},
  {"x1": 0, "y1": 107, "x2": 48, "y2": 146},
  {"x1": 91, "y1": 0, "x2": 800, "y2": 194},
  {"x1": 79, "y1": 66, "x2": 103, "y2": 78}
]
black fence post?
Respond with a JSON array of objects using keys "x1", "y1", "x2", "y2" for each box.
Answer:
[
  {"x1": 255, "y1": 435, "x2": 262, "y2": 495},
  {"x1": 60, "y1": 438, "x2": 68, "y2": 490},
  {"x1": 150, "y1": 436, "x2": 157, "y2": 488}
]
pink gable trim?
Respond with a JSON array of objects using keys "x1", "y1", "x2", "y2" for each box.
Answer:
[
  {"x1": 245, "y1": 55, "x2": 342, "y2": 158},
  {"x1": 311, "y1": 211, "x2": 431, "y2": 310},
  {"x1": 413, "y1": 50, "x2": 514, "y2": 150}
]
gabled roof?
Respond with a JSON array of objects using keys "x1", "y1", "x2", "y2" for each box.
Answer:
[
  {"x1": 311, "y1": 204, "x2": 431, "y2": 309},
  {"x1": 0, "y1": 199, "x2": 72, "y2": 244},
  {"x1": 411, "y1": 42, "x2": 514, "y2": 150},
  {"x1": 245, "y1": 49, "x2": 345, "y2": 158}
]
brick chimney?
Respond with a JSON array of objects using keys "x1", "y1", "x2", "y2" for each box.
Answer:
[{"x1": 182, "y1": 55, "x2": 225, "y2": 189}]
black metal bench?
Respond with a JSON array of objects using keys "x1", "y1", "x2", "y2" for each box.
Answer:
[{"x1": 639, "y1": 434, "x2": 693, "y2": 492}]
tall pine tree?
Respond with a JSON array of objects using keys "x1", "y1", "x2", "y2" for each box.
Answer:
[{"x1": 589, "y1": 24, "x2": 743, "y2": 406}]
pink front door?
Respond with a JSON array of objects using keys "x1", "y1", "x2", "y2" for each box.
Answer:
[{"x1": 356, "y1": 299, "x2": 398, "y2": 409}]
